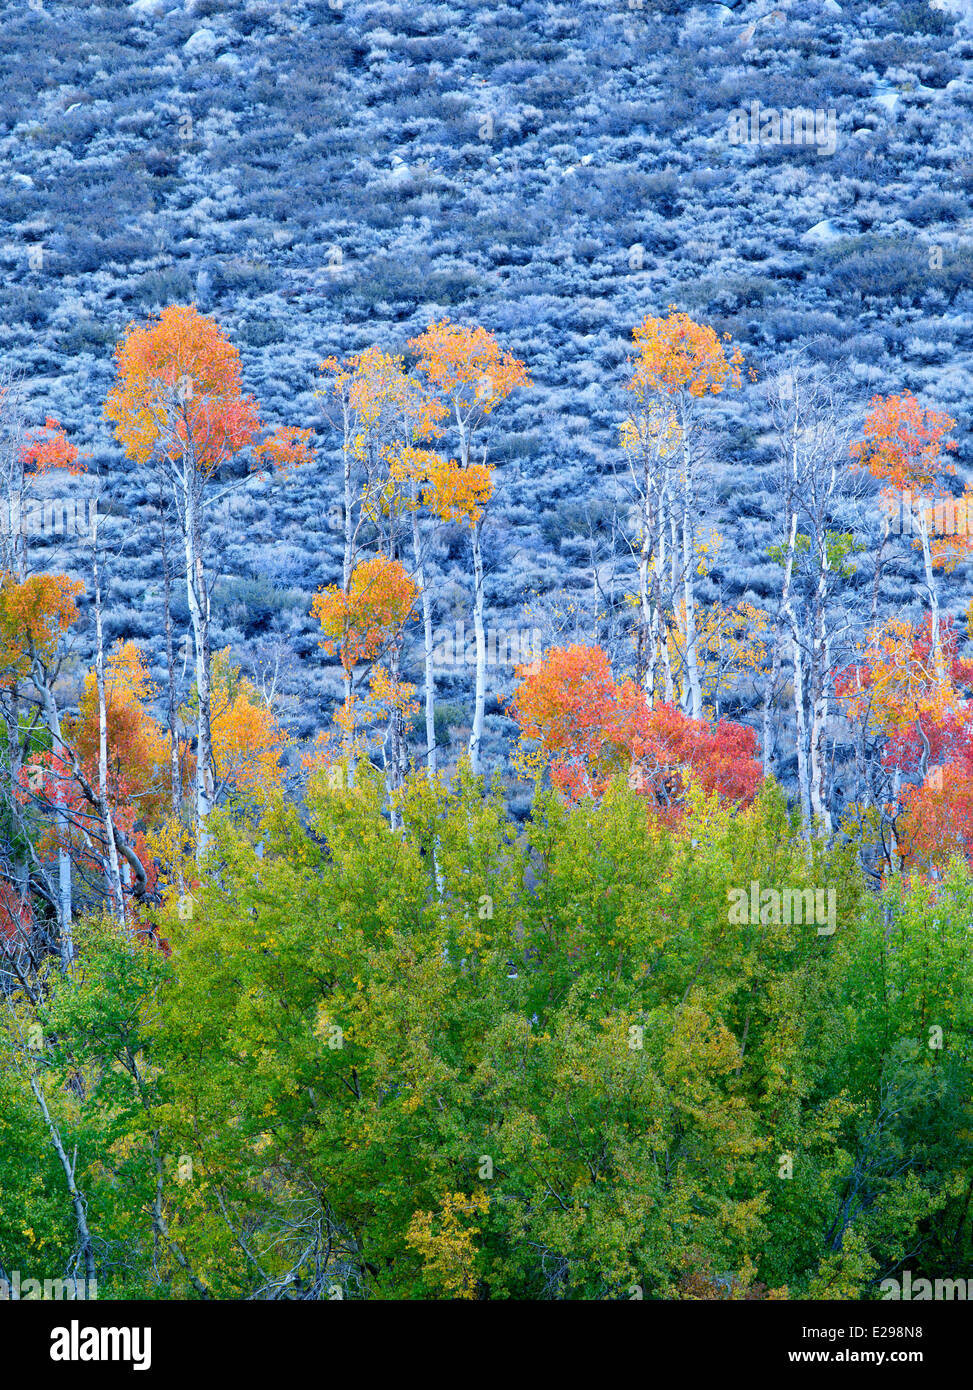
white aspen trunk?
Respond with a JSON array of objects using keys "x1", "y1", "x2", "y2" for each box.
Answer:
[
  {"x1": 784, "y1": 599, "x2": 812, "y2": 835},
  {"x1": 680, "y1": 473, "x2": 703, "y2": 720},
  {"x1": 29, "y1": 1073, "x2": 97, "y2": 1287},
  {"x1": 159, "y1": 502, "x2": 183, "y2": 813},
  {"x1": 809, "y1": 549, "x2": 832, "y2": 833},
  {"x1": 343, "y1": 402, "x2": 353, "y2": 590},
  {"x1": 638, "y1": 487, "x2": 653, "y2": 697},
  {"x1": 669, "y1": 502, "x2": 683, "y2": 706},
  {"x1": 41, "y1": 689, "x2": 73, "y2": 963},
  {"x1": 889, "y1": 764, "x2": 902, "y2": 872},
  {"x1": 656, "y1": 483, "x2": 674, "y2": 702},
  {"x1": 341, "y1": 398, "x2": 356, "y2": 787},
  {"x1": 917, "y1": 504, "x2": 941, "y2": 672},
  {"x1": 454, "y1": 408, "x2": 487, "y2": 777},
  {"x1": 384, "y1": 635, "x2": 404, "y2": 831},
  {"x1": 412, "y1": 502, "x2": 437, "y2": 777},
  {"x1": 4, "y1": 689, "x2": 27, "y2": 905},
  {"x1": 342, "y1": 668, "x2": 354, "y2": 757},
  {"x1": 183, "y1": 475, "x2": 214, "y2": 855},
  {"x1": 763, "y1": 495, "x2": 799, "y2": 779},
  {"x1": 93, "y1": 544, "x2": 126, "y2": 927},
  {"x1": 468, "y1": 517, "x2": 486, "y2": 775}
]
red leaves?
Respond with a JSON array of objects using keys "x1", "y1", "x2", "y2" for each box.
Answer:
[
  {"x1": 898, "y1": 762, "x2": 973, "y2": 873},
  {"x1": 0, "y1": 882, "x2": 32, "y2": 954},
  {"x1": 20, "y1": 418, "x2": 84, "y2": 476},
  {"x1": 508, "y1": 644, "x2": 762, "y2": 822},
  {"x1": 836, "y1": 614, "x2": 973, "y2": 873},
  {"x1": 835, "y1": 615, "x2": 973, "y2": 767},
  {"x1": 631, "y1": 703, "x2": 762, "y2": 819}
]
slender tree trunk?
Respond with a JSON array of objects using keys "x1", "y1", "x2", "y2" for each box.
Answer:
[
  {"x1": 342, "y1": 398, "x2": 354, "y2": 590},
  {"x1": 785, "y1": 602, "x2": 812, "y2": 835},
  {"x1": 29, "y1": 1073, "x2": 97, "y2": 1287},
  {"x1": 638, "y1": 486, "x2": 653, "y2": 696},
  {"x1": 4, "y1": 685, "x2": 30, "y2": 908},
  {"x1": 918, "y1": 505, "x2": 941, "y2": 671},
  {"x1": 468, "y1": 517, "x2": 487, "y2": 775},
  {"x1": 656, "y1": 482, "x2": 674, "y2": 703},
  {"x1": 680, "y1": 448, "x2": 703, "y2": 720},
  {"x1": 39, "y1": 682, "x2": 73, "y2": 963},
  {"x1": 93, "y1": 542, "x2": 125, "y2": 926},
  {"x1": 183, "y1": 477, "x2": 213, "y2": 855},
  {"x1": 384, "y1": 634, "x2": 405, "y2": 831},
  {"x1": 762, "y1": 510, "x2": 799, "y2": 780},
  {"x1": 411, "y1": 502, "x2": 437, "y2": 777},
  {"x1": 809, "y1": 550, "x2": 832, "y2": 833},
  {"x1": 159, "y1": 500, "x2": 183, "y2": 813}
]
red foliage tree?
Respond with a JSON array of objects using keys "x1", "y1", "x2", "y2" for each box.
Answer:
[{"x1": 508, "y1": 644, "x2": 762, "y2": 822}]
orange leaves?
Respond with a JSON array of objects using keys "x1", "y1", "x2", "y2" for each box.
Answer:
[
  {"x1": 629, "y1": 309, "x2": 743, "y2": 402},
  {"x1": 850, "y1": 391, "x2": 956, "y2": 493},
  {"x1": 507, "y1": 643, "x2": 762, "y2": 817},
  {"x1": 409, "y1": 319, "x2": 530, "y2": 421},
  {"x1": 104, "y1": 304, "x2": 312, "y2": 475},
  {"x1": 367, "y1": 665, "x2": 420, "y2": 723},
  {"x1": 835, "y1": 616, "x2": 972, "y2": 740},
  {"x1": 319, "y1": 348, "x2": 446, "y2": 444},
  {"x1": 383, "y1": 443, "x2": 487, "y2": 523},
  {"x1": 20, "y1": 418, "x2": 84, "y2": 476},
  {"x1": 251, "y1": 424, "x2": 315, "y2": 474},
  {"x1": 386, "y1": 444, "x2": 442, "y2": 493},
  {"x1": 66, "y1": 642, "x2": 170, "y2": 824},
  {"x1": 105, "y1": 305, "x2": 249, "y2": 466},
  {"x1": 0, "y1": 570, "x2": 83, "y2": 682},
  {"x1": 836, "y1": 615, "x2": 973, "y2": 874},
  {"x1": 312, "y1": 555, "x2": 417, "y2": 671},
  {"x1": 421, "y1": 454, "x2": 493, "y2": 527},
  {"x1": 508, "y1": 644, "x2": 643, "y2": 796},
  {"x1": 209, "y1": 652, "x2": 289, "y2": 795}
]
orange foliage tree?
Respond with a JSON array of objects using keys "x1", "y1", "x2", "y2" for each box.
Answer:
[
  {"x1": 104, "y1": 305, "x2": 312, "y2": 852},
  {"x1": 0, "y1": 404, "x2": 89, "y2": 954},
  {"x1": 208, "y1": 649, "x2": 289, "y2": 799},
  {"x1": 0, "y1": 570, "x2": 85, "y2": 960},
  {"x1": 836, "y1": 615, "x2": 973, "y2": 873},
  {"x1": 317, "y1": 349, "x2": 435, "y2": 586},
  {"x1": 0, "y1": 571, "x2": 83, "y2": 682},
  {"x1": 624, "y1": 310, "x2": 744, "y2": 719},
  {"x1": 409, "y1": 320, "x2": 529, "y2": 773},
  {"x1": 65, "y1": 641, "x2": 171, "y2": 829},
  {"x1": 850, "y1": 392, "x2": 959, "y2": 670},
  {"x1": 312, "y1": 555, "x2": 418, "y2": 769}
]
